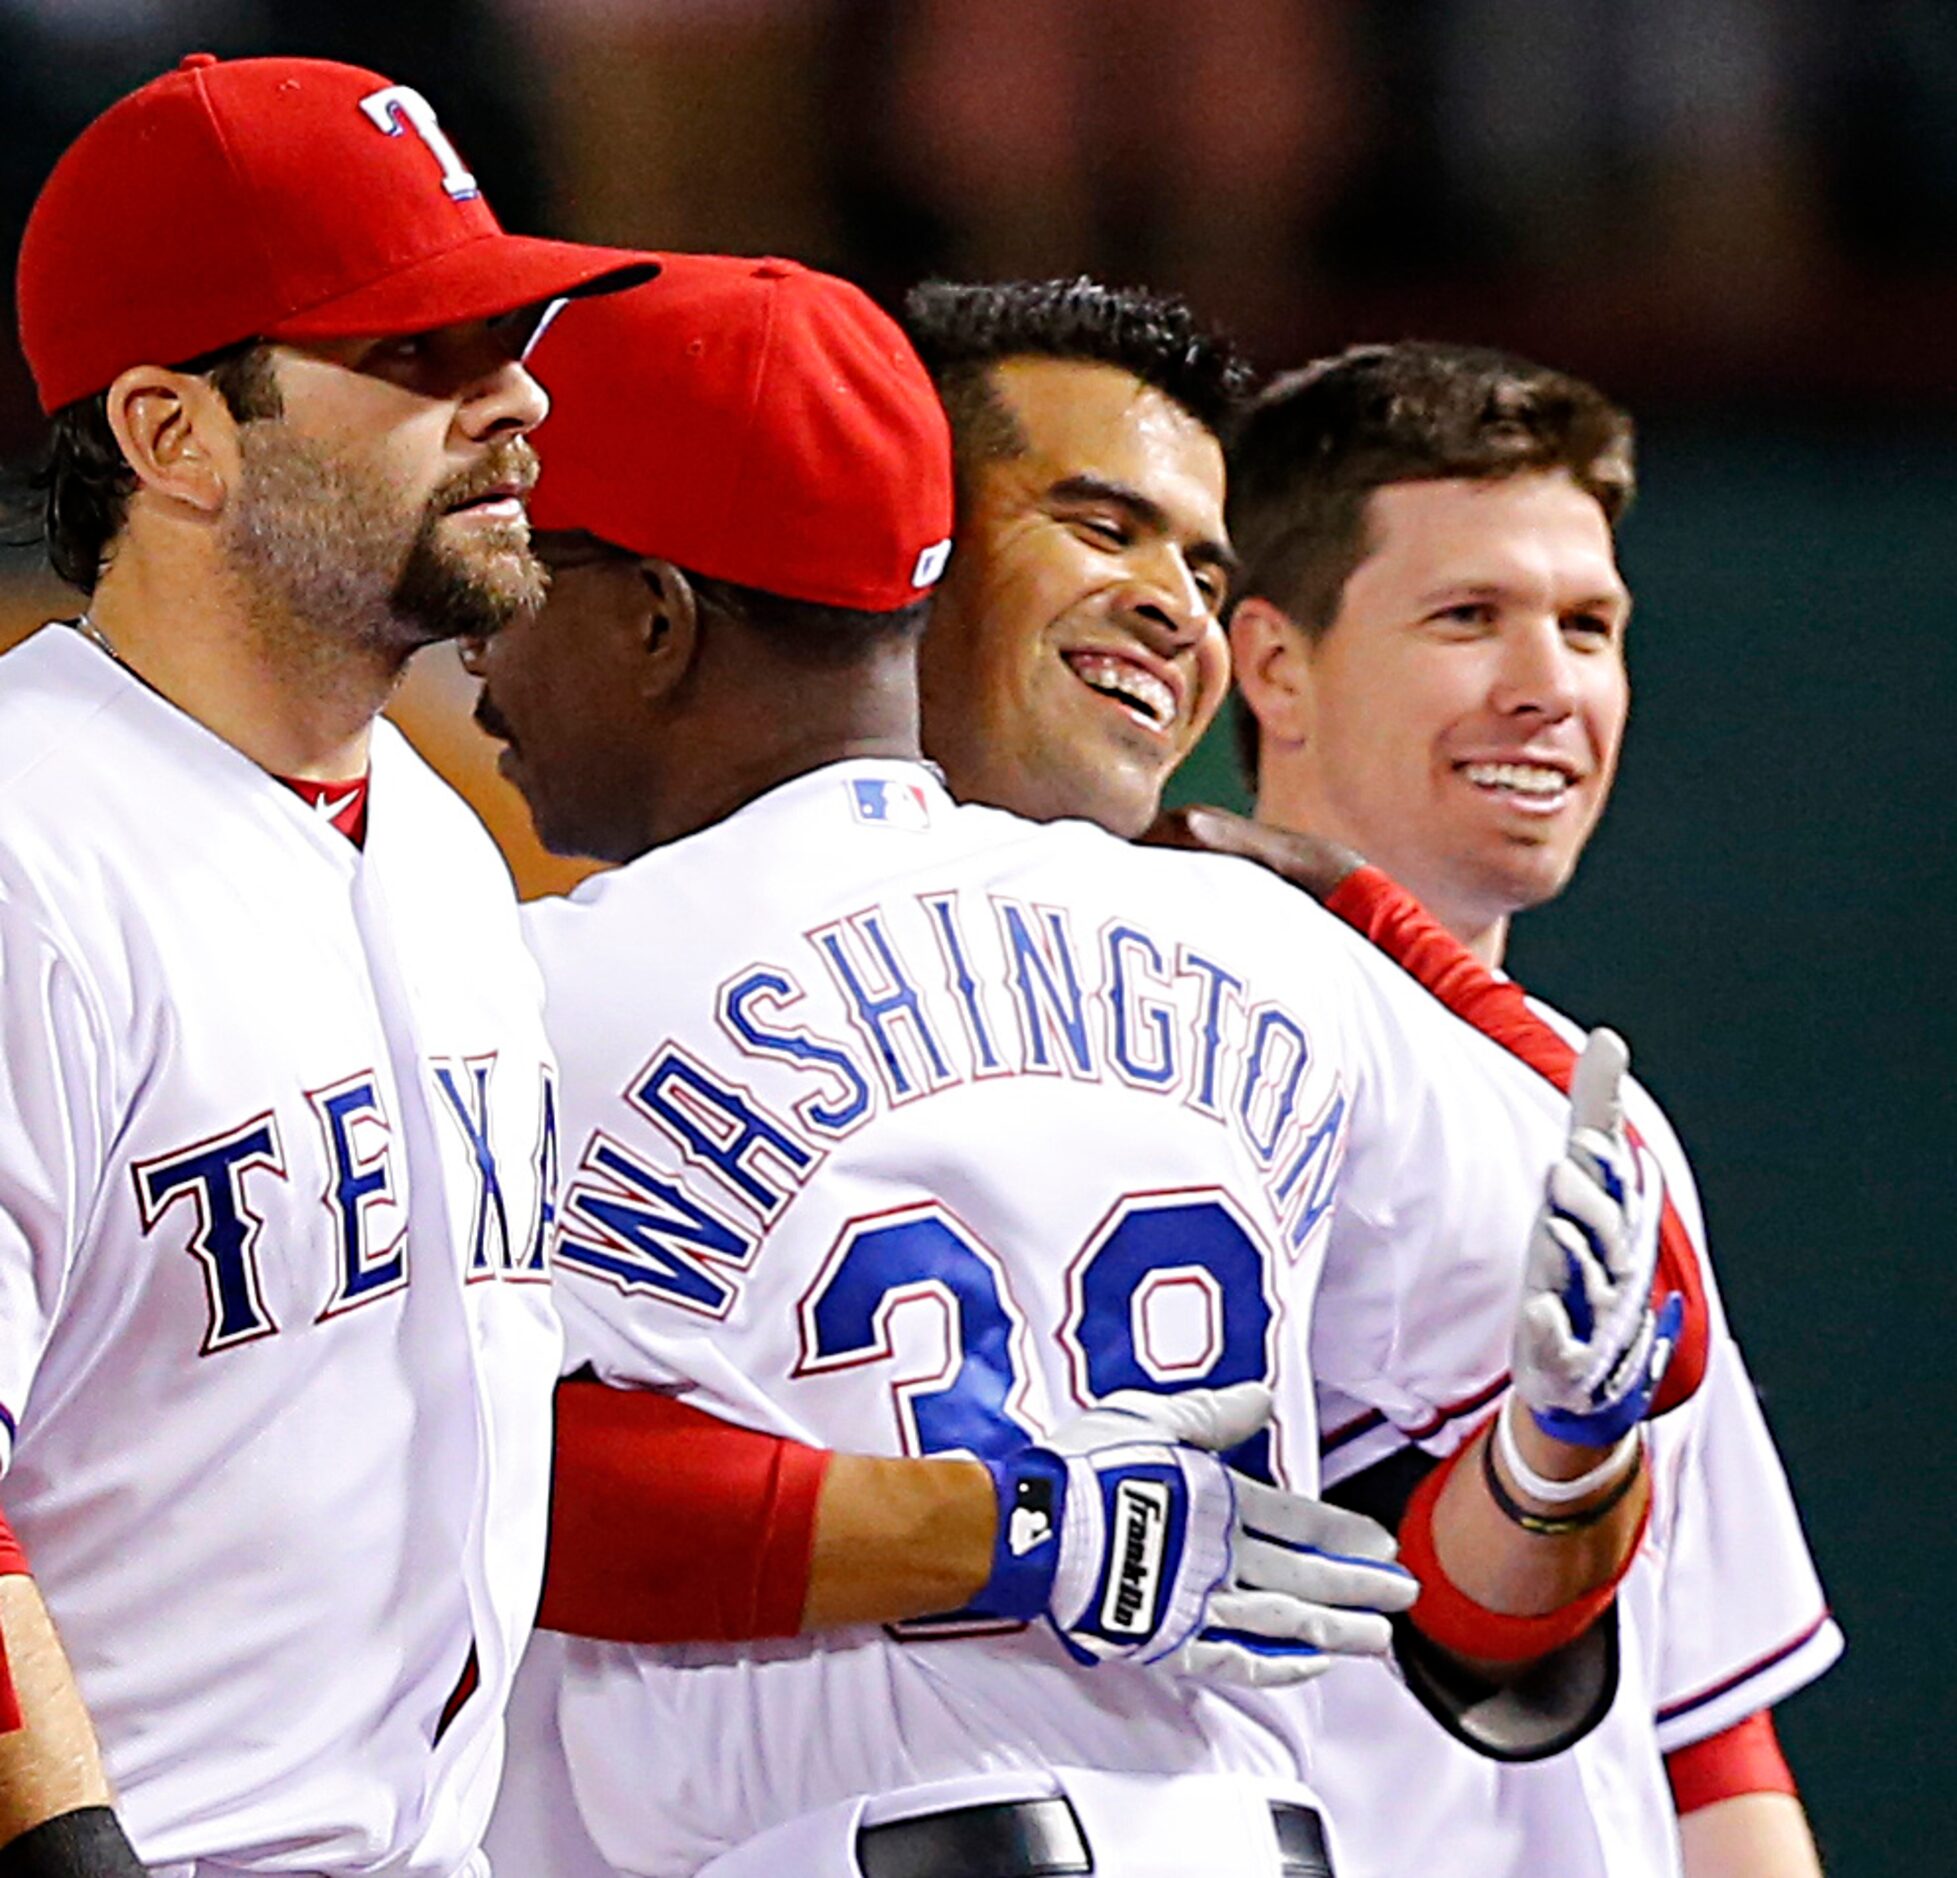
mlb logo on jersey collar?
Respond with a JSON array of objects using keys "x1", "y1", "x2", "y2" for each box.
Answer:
[{"x1": 848, "y1": 777, "x2": 932, "y2": 831}]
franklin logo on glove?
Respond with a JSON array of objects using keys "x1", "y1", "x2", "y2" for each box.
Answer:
[
  {"x1": 966, "y1": 1383, "x2": 1415, "y2": 1682},
  {"x1": 1102, "y1": 1480, "x2": 1172, "y2": 1638}
]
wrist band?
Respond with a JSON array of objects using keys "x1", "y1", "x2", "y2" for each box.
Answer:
[
  {"x1": 1498, "y1": 1396, "x2": 1638, "y2": 1503},
  {"x1": 968, "y1": 1448, "x2": 1067, "y2": 1621},
  {"x1": 1482, "y1": 1420, "x2": 1641, "y2": 1537},
  {"x1": 1397, "y1": 1435, "x2": 1634, "y2": 1664},
  {"x1": 0, "y1": 1807, "x2": 146, "y2": 1876}
]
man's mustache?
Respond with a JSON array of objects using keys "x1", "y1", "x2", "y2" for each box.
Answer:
[{"x1": 434, "y1": 438, "x2": 540, "y2": 516}]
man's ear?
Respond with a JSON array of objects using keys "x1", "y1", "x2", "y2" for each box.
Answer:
[
  {"x1": 101, "y1": 365, "x2": 240, "y2": 517},
  {"x1": 633, "y1": 556, "x2": 701, "y2": 697},
  {"x1": 1228, "y1": 596, "x2": 1318, "y2": 752}
]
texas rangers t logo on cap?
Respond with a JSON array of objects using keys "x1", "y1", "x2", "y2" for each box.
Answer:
[
  {"x1": 848, "y1": 779, "x2": 932, "y2": 831},
  {"x1": 358, "y1": 85, "x2": 480, "y2": 201}
]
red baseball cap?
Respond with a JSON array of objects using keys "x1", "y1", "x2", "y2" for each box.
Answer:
[
  {"x1": 17, "y1": 53, "x2": 659, "y2": 414},
  {"x1": 525, "y1": 253, "x2": 954, "y2": 613}
]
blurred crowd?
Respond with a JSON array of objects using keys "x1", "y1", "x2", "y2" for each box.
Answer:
[{"x1": 2, "y1": 0, "x2": 1955, "y2": 464}]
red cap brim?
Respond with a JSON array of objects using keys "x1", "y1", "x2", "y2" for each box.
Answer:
[{"x1": 265, "y1": 230, "x2": 660, "y2": 343}]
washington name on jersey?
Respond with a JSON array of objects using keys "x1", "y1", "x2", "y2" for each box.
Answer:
[{"x1": 549, "y1": 777, "x2": 1351, "y2": 1357}]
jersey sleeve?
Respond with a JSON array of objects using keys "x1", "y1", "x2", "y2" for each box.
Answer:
[
  {"x1": 1607, "y1": 1063, "x2": 1842, "y2": 1746},
  {"x1": 0, "y1": 900, "x2": 113, "y2": 1475},
  {"x1": 1323, "y1": 867, "x2": 1709, "y2": 1409},
  {"x1": 1650, "y1": 1333, "x2": 1841, "y2": 1752},
  {"x1": 1308, "y1": 927, "x2": 1567, "y2": 1482}
]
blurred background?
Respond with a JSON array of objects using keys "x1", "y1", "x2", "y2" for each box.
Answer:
[{"x1": 0, "y1": 4, "x2": 1950, "y2": 1869}]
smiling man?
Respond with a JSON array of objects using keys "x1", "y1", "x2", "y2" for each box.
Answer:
[
  {"x1": 470, "y1": 267, "x2": 1712, "y2": 1878},
  {"x1": 472, "y1": 256, "x2": 1433, "y2": 1878},
  {"x1": 905, "y1": 278, "x2": 1246, "y2": 837},
  {"x1": 1227, "y1": 347, "x2": 1633, "y2": 967},
  {"x1": 0, "y1": 52, "x2": 651, "y2": 1878},
  {"x1": 1226, "y1": 342, "x2": 1839, "y2": 1878}
]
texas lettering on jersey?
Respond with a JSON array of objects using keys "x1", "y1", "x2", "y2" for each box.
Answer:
[{"x1": 131, "y1": 1059, "x2": 557, "y2": 1356}]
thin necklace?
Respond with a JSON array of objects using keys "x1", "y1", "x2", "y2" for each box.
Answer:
[{"x1": 72, "y1": 614, "x2": 125, "y2": 667}]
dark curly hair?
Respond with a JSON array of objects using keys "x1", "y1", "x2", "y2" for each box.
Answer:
[
  {"x1": 902, "y1": 277, "x2": 1252, "y2": 485},
  {"x1": 1227, "y1": 340, "x2": 1635, "y2": 781}
]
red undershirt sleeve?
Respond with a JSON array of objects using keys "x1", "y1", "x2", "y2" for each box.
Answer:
[
  {"x1": 0, "y1": 1505, "x2": 28, "y2": 1732},
  {"x1": 1323, "y1": 865, "x2": 1709, "y2": 1412},
  {"x1": 1394, "y1": 1426, "x2": 1644, "y2": 1665},
  {"x1": 539, "y1": 1382, "x2": 831, "y2": 1645},
  {"x1": 1665, "y1": 1709, "x2": 1799, "y2": 1814}
]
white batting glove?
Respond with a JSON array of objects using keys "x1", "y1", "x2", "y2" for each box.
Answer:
[
  {"x1": 1169, "y1": 1470, "x2": 1417, "y2": 1688},
  {"x1": 971, "y1": 1383, "x2": 1415, "y2": 1685},
  {"x1": 1512, "y1": 1029, "x2": 1684, "y2": 1447}
]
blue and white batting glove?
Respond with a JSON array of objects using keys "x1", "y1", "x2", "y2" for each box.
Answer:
[
  {"x1": 1512, "y1": 1029, "x2": 1684, "y2": 1447},
  {"x1": 972, "y1": 1383, "x2": 1416, "y2": 1687},
  {"x1": 1173, "y1": 1470, "x2": 1418, "y2": 1688}
]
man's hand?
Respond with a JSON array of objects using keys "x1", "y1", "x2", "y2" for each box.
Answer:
[
  {"x1": 1171, "y1": 1468, "x2": 1419, "y2": 1687},
  {"x1": 1142, "y1": 805, "x2": 1365, "y2": 903},
  {"x1": 974, "y1": 1383, "x2": 1415, "y2": 1686},
  {"x1": 1512, "y1": 1029, "x2": 1684, "y2": 1446}
]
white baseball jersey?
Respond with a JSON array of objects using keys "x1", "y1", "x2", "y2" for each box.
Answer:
[
  {"x1": 1304, "y1": 1002, "x2": 1840, "y2": 1878},
  {"x1": 493, "y1": 757, "x2": 1584, "y2": 1878},
  {"x1": 0, "y1": 626, "x2": 562, "y2": 1876}
]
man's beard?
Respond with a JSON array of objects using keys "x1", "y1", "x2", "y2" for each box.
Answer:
[{"x1": 221, "y1": 427, "x2": 547, "y2": 653}]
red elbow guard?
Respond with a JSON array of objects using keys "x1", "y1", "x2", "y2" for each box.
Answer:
[
  {"x1": 1395, "y1": 1428, "x2": 1646, "y2": 1666},
  {"x1": 1666, "y1": 1710, "x2": 1798, "y2": 1814},
  {"x1": 1324, "y1": 866, "x2": 1709, "y2": 1412},
  {"x1": 540, "y1": 1383, "x2": 831, "y2": 1645}
]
